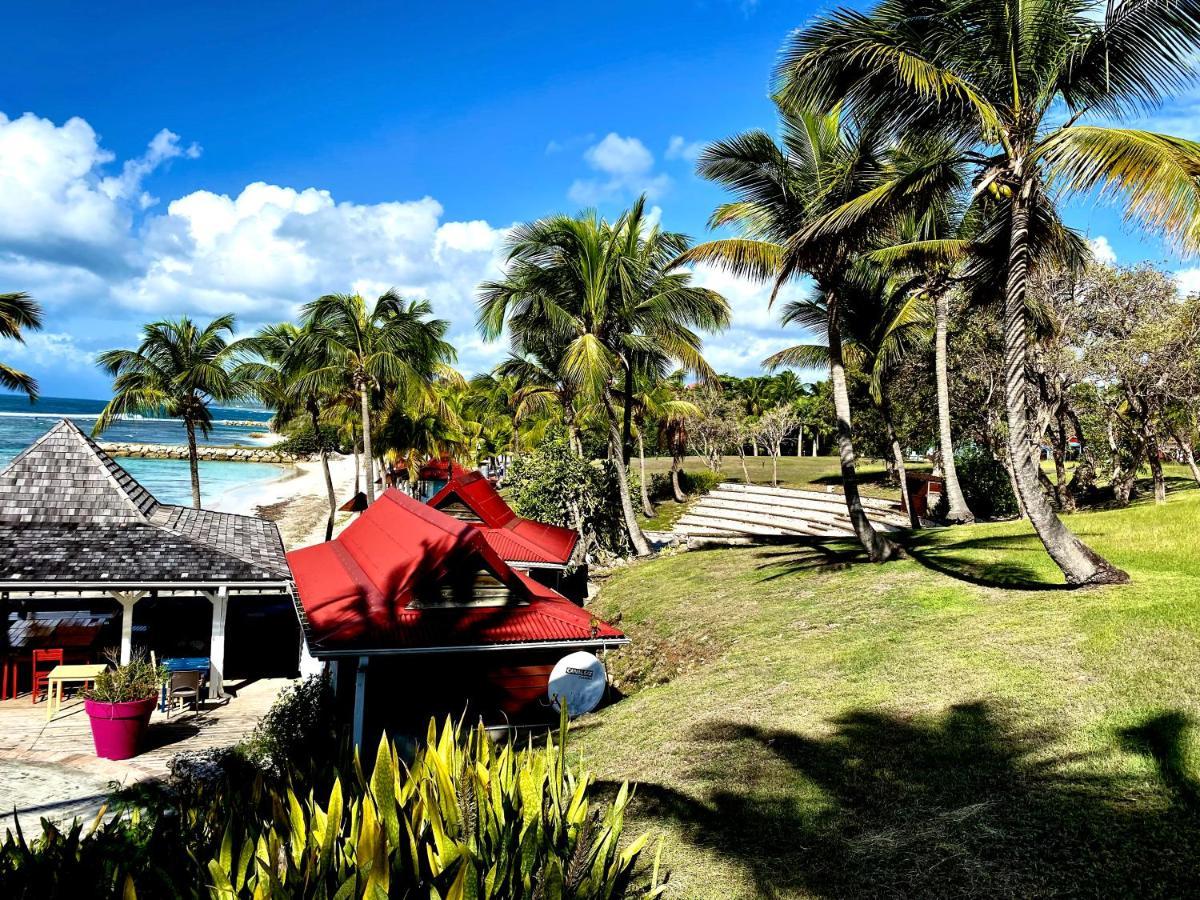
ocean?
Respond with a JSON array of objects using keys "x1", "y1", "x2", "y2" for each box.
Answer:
[{"x1": 0, "y1": 395, "x2": 287, "y2": 507}]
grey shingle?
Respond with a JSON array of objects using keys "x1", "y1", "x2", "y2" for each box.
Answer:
[{"x1": 0, "y1": 420, "x2": 289, "y2": 584}]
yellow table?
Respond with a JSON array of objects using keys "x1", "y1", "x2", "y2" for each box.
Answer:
[{"x1": 45, "y1": 663, "x2": 108, "y2": 720}]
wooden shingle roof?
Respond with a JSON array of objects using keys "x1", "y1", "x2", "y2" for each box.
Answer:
[{"x1": 0, "y1": 419, "x2": 289, "y2": 585}]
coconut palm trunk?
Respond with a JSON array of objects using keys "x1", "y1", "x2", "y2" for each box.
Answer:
[
  {"x1": 1003, "y1": 186, "x2": 1127, "y2": 584},
  {"x1": 934, "y1": 290, "x2": 974, "y2": 523},
  {"x1": 184, "y1": 416, "x2": 202, "y2": 509},
  {"x1": 359, "y1": 381, "x2": 375, "y2": 504},
  {"x1": 669, "y1": 456, "x2": 686, "y2": 502},
  {"x1": 881, "y1": 395, "x2": 918, "y2": 529},
  {"x1": 622, "y1": 366, "x2": 635, "y2": 465},
  {"x1": 828, "y1": 303, "x2": 898, "y2": 562},
  {"x1": 637, "y1": 431, "x2": 655, "y2": 517},
  {"x1": 310, "y1": 402, "x2": 337, "y2": 541},
  {"x1": 604, "y1": 396, "x2": 651, "y2": 556}
]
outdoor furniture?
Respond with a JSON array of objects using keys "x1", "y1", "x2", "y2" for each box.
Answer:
[
  {"x1": 165, "y1": 670, "x2": 203, "y2": 719},
  {"x1": 31, "y1": 648, "x2": 64, "y2": 704},
  {"x1": 44, "y1": 662, "x2": 108, "y2": 720},
  {"x1": 159, "y1": 657, "x2": 210, "y2": 711},
  {"x1": 0, "y1": 651, "x2": 18, "y2": 700}
]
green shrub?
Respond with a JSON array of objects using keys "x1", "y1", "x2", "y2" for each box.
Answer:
[
  {"x1": 240, "y1": 673, "x2": 339, "y2": 782},
  {"x1": 940, "y1": 443, "x2": 1020, "y2": 520},
  {"x1": 648, "y1": 467, "x2": 724, "y2": 502},
  {"x1": 275, "y1": 422, "x2": 341, "y2": 457},
  {"x1": 3, "y1": 710, "x2": 664, "y2": 899},
  {"x1": 507, "y1": 431, "x2": 630, "y2": 556},
  {"x1": 207, "y1": 711, "x2": 665, "y2": 899}
]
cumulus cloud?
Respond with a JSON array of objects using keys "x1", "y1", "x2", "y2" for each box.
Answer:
[
  {"x1": 568, "y1": 132, "x2": 671, "y2": 204},
  {"x1": 665, "y1": 135, "x2": 705, "y2": 163},
  {"x1": 1087, "y1": 235, "x2": 1117, "y2": 265},
  {"x1": 1176, "y1": 268, "x2": 1200, "y2": 296},
  {"x1": 0, "y1": 110, "x2": 520, "y2": 379},
  {"x1": 1, "y1": 331, "x2": 96, "y2": 371}
]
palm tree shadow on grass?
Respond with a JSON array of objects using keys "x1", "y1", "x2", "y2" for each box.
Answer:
[
  {"x1": 748, "y1": 540, "x2": 866, "y2": 581},
  {"x1": 604, "y1": 703, "x2": 1200, "y2": 898},
  {"x1": 898, "y1": 530, "x2": 1071, "y2": 591}
]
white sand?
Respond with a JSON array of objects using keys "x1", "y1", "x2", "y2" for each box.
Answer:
[{"x1": 209, "y1": 452, "x2": 363, "y2": 550}]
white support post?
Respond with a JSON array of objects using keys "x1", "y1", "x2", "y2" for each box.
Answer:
[
  {"x1": 352, "y1": 656, "x2": 369, "y2": 748},
  {"x1": 111, "y1": 591, "x2": 146, "y2": 664},
  {"x1": 205, "y1": 587, "x2": 229, "y2": 700}
]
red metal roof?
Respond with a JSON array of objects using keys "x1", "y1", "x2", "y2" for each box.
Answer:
[
  {"x1": 427, "y1": 472, "x2": 579, "y2": 566},
  {"x1": 286, "y1": 489, "x2": 621, "y2": 655}
]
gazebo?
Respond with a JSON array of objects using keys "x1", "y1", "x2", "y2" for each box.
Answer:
[{"x1": 0, "y1": 419, "x2": 294, "y2": 697}]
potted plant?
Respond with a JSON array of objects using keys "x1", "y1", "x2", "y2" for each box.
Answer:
[{"x1": 83, "y1": 650, "x2": 166, "y2": 760}]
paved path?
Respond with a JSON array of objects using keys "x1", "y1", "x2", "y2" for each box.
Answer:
[{"x1": 0, "y1": 678, "x2": 290, "y2": 838}]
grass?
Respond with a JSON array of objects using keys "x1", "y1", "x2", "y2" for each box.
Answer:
[
  {"x1": 580, "y1": 469, "x2": 1200, "y2": 898},
  {"x1": 640, "y1": 453, "x2": 918, "y2": 500}
]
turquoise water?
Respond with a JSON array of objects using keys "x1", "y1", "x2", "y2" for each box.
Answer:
[{"x1": 0, "y1": 394, "x2": 286, "y2": 507}]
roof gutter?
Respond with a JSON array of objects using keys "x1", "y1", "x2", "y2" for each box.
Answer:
[
  {"x1": 2, "y1": 579, "x2": 293, "y2": 592},
  {"x1": 310, "y1": 636, "x2": 630, "y2": 659}
]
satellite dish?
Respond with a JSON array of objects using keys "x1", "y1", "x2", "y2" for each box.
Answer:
[{"x1": 548, "y1": 651, "x2": 607, "y2": 717}]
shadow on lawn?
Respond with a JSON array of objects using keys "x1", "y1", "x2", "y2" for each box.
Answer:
[
  {"x1": 610, "y1": 703, "x2": 1200, "y2": 898},
  {"x1": 898, "y1": 530, "x2": 1071, "y2": 591}
]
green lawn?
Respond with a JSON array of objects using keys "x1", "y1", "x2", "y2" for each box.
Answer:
[{"x1": 581, "y1": 475, "x2": 1200, "y2": 898}]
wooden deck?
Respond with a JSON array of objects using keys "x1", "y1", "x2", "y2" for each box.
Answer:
[{"x1": 0, "y1": 678, "x2": 292, "y2": 835}]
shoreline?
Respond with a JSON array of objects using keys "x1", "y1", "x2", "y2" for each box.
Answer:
[{"x1": 208, "y1": 452, "x2": 360, "y2": 550}]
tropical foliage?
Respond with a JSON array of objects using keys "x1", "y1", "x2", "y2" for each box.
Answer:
[{"x1": 0, "y1": 291, "x2": 43, "y2": 401}]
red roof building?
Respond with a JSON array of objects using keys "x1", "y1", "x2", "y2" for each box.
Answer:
[
  {"x1": 428, "y1": 469, "x2": 580, "y2": 559},
  {"x1": 287, "y1": 489, "x2": 623, "y2": 741}
]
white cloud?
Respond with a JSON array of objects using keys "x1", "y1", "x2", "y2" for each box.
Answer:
[
  {"x1": 568, "y1": 132, "x2": 671, "y2": 204},
  {"x1": 1088, "y1": 235, "x2": 1117, "y2": 265},
  {"x1": 665, "y1": 135, "x2": 705, "y2": 163},
  {"x1": 1175, "y1": 268, "x2": 1200, "y2": 296},
  {"x1": 0, "y1": 110, "x2": 519, "y2": 378},
  {"x1": 1, "y1": 331, "x2": 95, "y2": 370}
]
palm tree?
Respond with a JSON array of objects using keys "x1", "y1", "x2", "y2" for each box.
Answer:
[
  {"x1": 479, "y1": 197, "x2": 730, "y2": 557},
  {"x1": 0, "y1": 292, "x2": 43, "y2": 401},
  {"x1": 766, "y1": 264, "x2": 929, "y2": 526},
  {"x1": 95, "y1": 315, "x2": 255, "y2": 508},
  {"x1": 774, "y1": 0, "x2": 1200, "y2": 582},
  {"x1": 296, "y1": 291, "x2": 456, "y2": 504},
  {"x1": 682, "y1": 101, "x2": 949, "y2": 561},
  {"x1": 630, "y1": 374, "x2": 701, "y2": 517},
  {"x1": 244, "y1": 323, "x2": 340, "y2": 541}
]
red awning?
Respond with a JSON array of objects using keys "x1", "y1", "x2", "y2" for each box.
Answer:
[
  {"x1": 427, "y1": 472, "x2": 579, "y2": 566},
  {"x1": 287, "y1": 489, "x2": 620, "y2": 655}
]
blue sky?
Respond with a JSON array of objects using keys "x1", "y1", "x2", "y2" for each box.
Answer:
[{"x1": 2, "y1": 0, "x2": 1197, "y2": 399}]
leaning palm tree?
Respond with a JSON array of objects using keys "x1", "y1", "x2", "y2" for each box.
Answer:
[
  {"x1": 682, "y1": 101, "x2": 951, "y2": 560},
  {"x1": 479, "y1": 197, "x2": 730, "y2": 557},
  {"x1": 95, "y1": 315, "x2": 254, "y2": 508},
  {"x1": 296, "y1": 292, "x2": 456, "y2": 504},
  {"x1": 243, "y1": 323, "x2": 340, "y2": 541},
  {"x1": 0, "y1": 292, "x2": 43, "y2": 401},
  {"x1": 775, "y1": 0, "x2": 1200, "y2": 583},
  {"x1": 630, "y1": 373, "x2": 702, "y2": 517}
]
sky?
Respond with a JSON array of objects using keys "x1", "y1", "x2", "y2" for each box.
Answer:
[{"x1": 2, "y1": 0, "x2": 1198, "y2": 400}]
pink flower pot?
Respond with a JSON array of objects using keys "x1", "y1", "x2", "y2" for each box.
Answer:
[{"x1": 85, "y1": 697, "x2": 157, "y2": 760}]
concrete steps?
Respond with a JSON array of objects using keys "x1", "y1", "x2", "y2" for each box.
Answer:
[{"x1": 674, "y1": 481, "x2": 908, "y2": 545}]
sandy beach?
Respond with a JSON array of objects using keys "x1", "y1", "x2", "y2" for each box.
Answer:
[{"x1": 209, "y1": 452, "x2": 362, "y2": 549}]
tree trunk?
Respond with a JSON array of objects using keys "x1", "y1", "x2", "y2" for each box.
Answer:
[
  {"x1": 796, "y1": 426, "x2": 804, "y2": 456},
  {"x1": 771, "y1": 446, "x2": 779, "y2": 487},
  {"x1": 1145, "y1": 422, "x2": 1166, "y2": 504},
  {"x1": 360, "y1": 382, "x2": 375, "y2": 503},
  {"x1": 511, "y1": 413, "x2": 521, "y2": 462},
  {"x1": 882, "y1": 395, "x2": 918, "y2": 529},
  {"x1": 604, "y1": 395, "x2": 650, "y2": 557},
  {"x1": 934, "y1": 289, "x2": 974, "y2": 523},
  {"x1": 1168, "y1": 425, "x2": 1200, "y2": 485},
  {"x1": 352, "y1": 440, "x2": 361, "y2": 495},
  {"x1": 670, "y1": 455, "x2": 686, "y2": 502},
  {"x1": 185, "y1": 417, "x2": 202, "y2": 509},
  {"x1": 621, "y1": 366, "x2": 635, "y2": 465},
  {"x1": 828, "y1": 300, "x2": 899, "y2": 562},
  {"x1": 1053, "y1": 412, "x2": 1075, "y2": 512},
  {"x1": 638, "y1": 431, "x2": 654, "y2": 518},
  {"x1": 812, "y1": 434, "x2": 818, "y2": 457},
  {"x1": 736, "y1": 446, "x2": 752, "y2": 484},
  {"x1": 311, "y1": 403, "x2": 337, "y2": 542},
  {"x1": 1002, "y1": 184, "x2": 1127, "y2": 584}
]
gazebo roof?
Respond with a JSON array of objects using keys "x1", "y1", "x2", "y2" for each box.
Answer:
[{"x1": 0, "y1": 419, "x2": 289, "y2": 587}]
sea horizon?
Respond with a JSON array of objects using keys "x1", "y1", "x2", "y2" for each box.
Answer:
[{"x1": 0, "y1": 393, "x2": 286, "y2": 508}]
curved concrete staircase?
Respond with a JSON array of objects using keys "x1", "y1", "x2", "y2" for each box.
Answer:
[{"x1": 673, "y1": 482, "x2": 909, "y2": 545}]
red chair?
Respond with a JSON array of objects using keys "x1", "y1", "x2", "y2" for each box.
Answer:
[
  {"x1": 31, "y1": 648, "x2": 63, "y2": 705},
  {"x1": 1, "y1": 652, "x2": 18, "y2": 700}
]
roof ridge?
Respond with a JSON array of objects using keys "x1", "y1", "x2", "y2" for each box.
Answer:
[{"x1": 71, "y1": 421, "x2": 159, "y2": 522}]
